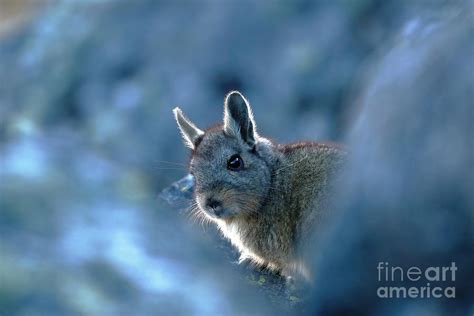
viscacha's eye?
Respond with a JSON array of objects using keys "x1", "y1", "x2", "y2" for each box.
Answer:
[{"x1": 227, "y1": 154, "x2": 244, "y2": 171}]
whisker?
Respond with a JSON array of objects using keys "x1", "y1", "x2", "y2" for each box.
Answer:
[
  {"x1": 183, "y1": 201, "x2": 214, "y2": 232},
  {"x1": 153, "y1": 167, "x2": 188, "y2": 171},
  {"x1": 154, "y1": 159, "x2": 188, "y2": 167}
]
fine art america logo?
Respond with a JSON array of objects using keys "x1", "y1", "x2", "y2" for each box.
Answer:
[{"x1": 377, "y1": 262, "x2": 457, "y2": 299}]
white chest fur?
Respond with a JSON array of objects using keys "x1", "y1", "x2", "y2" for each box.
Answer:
[{"x1": 216, "y1": 220, "x2": 266, "y2": 265}]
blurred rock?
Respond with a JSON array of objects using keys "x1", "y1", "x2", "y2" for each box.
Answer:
[
  {"x1": 309, "y1": 12, "x2": 474, "y2": 316},
  {"x1": 159, "y1": 174, "x2": 194, "y2": 206}
]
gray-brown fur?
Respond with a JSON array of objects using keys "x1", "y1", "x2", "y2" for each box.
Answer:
[{"x1": 173, "y1": 91, "x2": 346, "y2": 280}]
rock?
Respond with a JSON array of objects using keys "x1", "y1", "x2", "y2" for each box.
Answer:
[
  {"x1": 309, "y1": 13, "x2": 474, "y2": 316},
  {"x1": 159, "y1": 174, "x2": 195, "y2": 205}
]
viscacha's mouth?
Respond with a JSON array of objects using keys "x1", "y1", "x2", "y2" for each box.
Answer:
[{"x1": 205, "y1": 207, "x2": 233, "y2": 219}]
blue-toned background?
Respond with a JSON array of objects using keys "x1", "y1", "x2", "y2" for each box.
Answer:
[{"x1": 1, "y1": 1, "x2": 472, "y2": 315}]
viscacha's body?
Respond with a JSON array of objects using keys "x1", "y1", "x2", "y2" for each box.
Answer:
[{"x1": 173, "y1": 91, "x2": 346, "y2": 280}]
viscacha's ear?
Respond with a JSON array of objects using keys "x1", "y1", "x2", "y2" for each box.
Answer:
[
  {"x1": 173, "y1": 107, "x2": 204, "y2": 150},
  {"x1": 223, "y1": 91, "x2": 257, "y2": 147}
]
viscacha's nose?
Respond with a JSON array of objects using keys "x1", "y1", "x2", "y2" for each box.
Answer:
[{"x1": 206, "y1": 198, "x2": 222, "y2": 210}]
